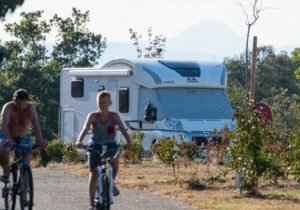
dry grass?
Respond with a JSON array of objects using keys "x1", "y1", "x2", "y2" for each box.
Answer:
[{"x1": 45, "y1": 160, "x2": 300, "y2": 210}]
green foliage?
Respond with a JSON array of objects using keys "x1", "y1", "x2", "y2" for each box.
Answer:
[
  {"x1": 45, "y1": 139, "x2": 64, "y2": 162},
  {"x1": 0, "y1": 11, "x2": 58, "y2": 139},
  {"x1": 63, "y1": 142, "x2": 80, "y2": 162},
  {"x1": 227, "y1": 105, "x2": 285, "y2": 192},
  {"x1": 178, "y1": 141, "x2": 199, "y2": 161},
  {"x1": 286, "y1": 128, "x2": 300, "y2": 182},
  {"x1": 50, "y1": 8, "x2": 106, "y2": 67},
  {"x1": 151, "y1": 137, "x2": 178, "y2": 166},
  {"x1": 151, "y1": 137, "x2": 180, "y2": 179},
  {"x1": 296, "y1": 67, "x2": 300, "y2": 80},
  {"x1": 292, "y1": 48, "x2": 300, "y2": 80},
  {"x1": 121, "y1": 132, "x2": 144, "y2": 164},
  {"x1": 34, "y1": 149, "x2": 50, "y2": 167},
  {"x1": 0, "y1": 8, "x2": 107, "y2": 138},
  {"x1": 262, "y1": 88, "x2": 300, "y2": 132},
  {"x1": 0, "y1": 0, "x2": 25, "y2": 20},
  {"x1": 129, "y1": 27, "x2": 167, "y2": 58}
]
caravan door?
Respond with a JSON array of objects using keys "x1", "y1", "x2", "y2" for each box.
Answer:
[
  {"x1": 107, "y1": 80, "x2": 117, "y2": 112},
  {"x1": 62, "y1": 109, "x2": 75, "y2": 143}
]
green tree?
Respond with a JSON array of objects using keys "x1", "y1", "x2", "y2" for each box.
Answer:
[
  {"x1": 50, "y1": 8, "x2": 106, "y2": 67},
  {"x1": 224, "y1": 54, "x2": 247, "y2": 108},
  {"x1": 0, "y1": 0, "x2": 26, "y2": 62},
  {"x1": 291, "y1": 48, "x2": 300, "y2": 80},
  {"x1": 255, "y1": 46, "x2": 298, "y2": 100},
  {"x1": 262, "y1": 88, "x2": 300, "y2": 132},
  {"x1": 0, "y1": 11, "x2": 59, "y2": 138},
  {"x1": 227, "y1": 105, "x2": 285, "y2": 193},
  {"x1": 0, "y1": 8, "x2": 108, "y2": 137},
  {"x1": 129, "y1": 27, "x2": 167, "y2": 58},
  {"x1": 0, "y1": 0, "x2": 25, "y2": 20},
  {"x1": 225, "y1": 46, "x2": 300, "y2": 109}
]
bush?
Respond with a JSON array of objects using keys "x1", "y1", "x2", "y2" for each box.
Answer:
[
  {"x1": 46, "y1": 139, "x2": 64, "y2": 162},
  {"x1": 178, "y1": 141, "x2": 199, "y2": 161},
  {"x1": 63, "y1": 143, "x2": 80, "y2": 162},
  {"x1": 34, "y1": 149, "x2": 50, "y2": 167},
  {"x1": 151, "y1": 136, "x2": 180, "y2": 179},
  {"x1": 121, "y1": 132, "x2": 144, "y2": 164}
]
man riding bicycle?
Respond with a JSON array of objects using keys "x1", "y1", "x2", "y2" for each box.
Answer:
[{"x1": 0, "y1": 89, "x2": 47, "y2": 182}]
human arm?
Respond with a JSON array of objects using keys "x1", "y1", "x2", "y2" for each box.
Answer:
[
  {"x1": 0, "y1": 103, "x2": 14, "y2": 148},
  {"x1": 76, "y1": 112, "x2": 94, "y2": 148},
  {"x1": 29, "y1": 103, "x2": 47, "y2": 149},
  {"x1": 113, "y1": 113, "x2": 132, "y2": 150}
]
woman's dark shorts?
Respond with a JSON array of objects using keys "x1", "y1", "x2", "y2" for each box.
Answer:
[{"x1": 87, "y1": 143, "x2": 119, "y2": 171}]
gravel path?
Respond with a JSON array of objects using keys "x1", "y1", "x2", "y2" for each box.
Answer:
[{"x1": 1, "y1": 168, "x2": 193, "y2": 210}]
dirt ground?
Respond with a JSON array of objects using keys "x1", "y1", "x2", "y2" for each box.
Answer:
[{"x1": 45, "y1": 161, "x2": 300, "y2": 210}]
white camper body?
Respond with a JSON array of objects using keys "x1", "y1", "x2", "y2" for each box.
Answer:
[{"x1": 60, "y1": 58, "x2": 235, "y2": 150}]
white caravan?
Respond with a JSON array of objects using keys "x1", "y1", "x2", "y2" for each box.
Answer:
[{"x1": 60, "y1": 58, "x2": 235, "y2": 150}]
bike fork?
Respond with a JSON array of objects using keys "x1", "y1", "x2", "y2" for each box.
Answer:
[{"x1": 97, "y1": 167, "x2": 104, "y2": 205}]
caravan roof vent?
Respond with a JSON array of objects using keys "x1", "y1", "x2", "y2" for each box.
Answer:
[{"x1": 158, "y1": 60, "x2": 201, "y2": 77}]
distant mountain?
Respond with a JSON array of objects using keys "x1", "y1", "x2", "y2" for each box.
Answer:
[
  {"x1": 94, "y1": 21, "x2": 247, "y2": 64},
  {"x1": 166, "y1": 21, "x2": 245, "y2": 59}
]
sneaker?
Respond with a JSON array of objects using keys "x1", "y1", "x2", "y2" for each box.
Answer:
[{"x1": 113, "y1": 185, "x2": 120, "y2": 196}]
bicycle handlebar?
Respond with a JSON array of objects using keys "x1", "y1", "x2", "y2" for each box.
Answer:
[{"x1": 82, "y1": 144, "x2": 124, "y2": 160}]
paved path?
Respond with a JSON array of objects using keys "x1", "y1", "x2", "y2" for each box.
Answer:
[{"x1": 1, "y1": 168, "x2": 193, "y2": 210}]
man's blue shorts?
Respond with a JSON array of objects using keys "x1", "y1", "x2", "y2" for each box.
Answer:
[{"x1": 14, "y1": 135, "x2": 33, "y2": 154}]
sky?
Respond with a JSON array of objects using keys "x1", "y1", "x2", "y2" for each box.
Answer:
[{"x1": 0, "y1": 0, "x2": 299, "y2": 58}]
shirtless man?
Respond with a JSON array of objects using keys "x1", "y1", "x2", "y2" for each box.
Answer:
[{"x1": 0, "y1": 89, "x2": 47, "y2": 182}]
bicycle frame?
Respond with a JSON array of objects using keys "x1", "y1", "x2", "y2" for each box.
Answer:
[
  {"x1": 96, "y1": 153, "x2": 114, "y2": 206},
  {"x1": 1, "y1": 144, "x2": 37, "y2": 210},
  {"x1": 90, "y1": 145, "x2": 122, "y2": 210}
]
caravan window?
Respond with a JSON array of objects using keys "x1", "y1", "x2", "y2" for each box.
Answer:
[
  {"x1": 119, "y1": 87, "x2": 129, "y2": 113},
  {"x1": 71, "y1": 78, "x2": 84, "y2": 97},
  {"x1": 138, "y1": 88, "x2": 234, "y2": 120}
]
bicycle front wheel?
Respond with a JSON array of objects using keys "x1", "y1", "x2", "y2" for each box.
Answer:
[
  {"x1": 3, "y1": 168, "x2": 18, "y2": 210},
  {"x1": 100, "y1": 175, "x2": 110, "y2": 210},
  {"x1": 19, "y1": 164, "x2": 33, "y2": 210}
]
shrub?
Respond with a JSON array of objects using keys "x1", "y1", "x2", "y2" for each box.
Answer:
[
  {"x1": 63, "y1": 142, "x2": 80, "y2": 162},
  {"x1": 34, "y1": 149, "x2": 50, "y2": 167},
  {"x1": 178, "y1": 141, "x2": 199, "y2": 161},
  {"x1": 151, "y1": 136, "x2": 179, "y2": 179},
  {"x1": 121, "y1": 132, "x2": 144, "y2": 164},
  {"x1": 46, "y1": 139, "x2": 64, "y2": 162}
]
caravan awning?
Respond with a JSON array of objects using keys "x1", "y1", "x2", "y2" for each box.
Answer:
[{"x1": 69, "y1": 69, "x2": 132, "y2": 77}]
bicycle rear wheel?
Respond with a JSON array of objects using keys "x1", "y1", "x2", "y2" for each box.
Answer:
[
  {"x1": 19, "y1": 164, "x2": 33, "y2": 210},
  {"x1": 3, "y1": 169, "x2": 18, "y2": 210}
]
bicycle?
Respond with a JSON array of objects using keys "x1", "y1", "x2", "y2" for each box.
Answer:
[
  {"x1": 85, "y1": 144, "x2": 123, "y2": 210},
  {"x1": 1, "y1": 144, "x2": 39, "y2": 210}
]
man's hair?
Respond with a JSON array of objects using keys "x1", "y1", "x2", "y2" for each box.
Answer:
[{"x1": 13, "y1": 89, "x2": 30, "y2": 101}]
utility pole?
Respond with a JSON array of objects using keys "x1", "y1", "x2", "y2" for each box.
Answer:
[{"x1": 249, "y1": 36, "x2": 257, "y2": 103}]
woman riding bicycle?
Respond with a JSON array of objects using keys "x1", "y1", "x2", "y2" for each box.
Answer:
[{"x1": 76, "y1": 90, "x2": 132, "y2": 210}]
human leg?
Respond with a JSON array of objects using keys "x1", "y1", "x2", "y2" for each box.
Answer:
[
  {"x1": 88, "y1": 150, "x2": 100, "y2": 208},
  {"x1": 0, "y1": 146, "x2": 10, "y2": 182},
  {"x1": 110, "y1": 158, "x2": 120, "y2": 196},
  {"x1": 89, "y1": 169, "x2": 98, "y2": 208}
]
